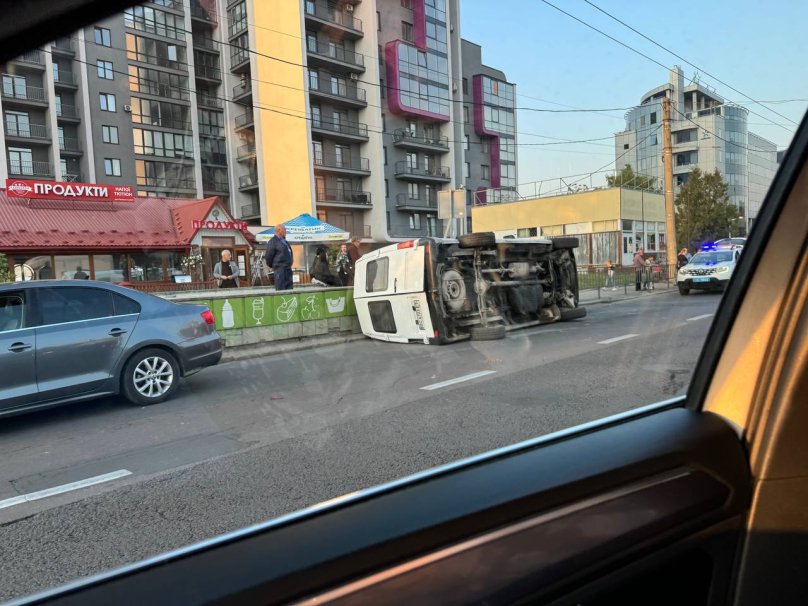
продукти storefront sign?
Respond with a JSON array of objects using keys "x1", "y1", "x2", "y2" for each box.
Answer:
[
  {"x1": 193, "y1": 219, "x2": 249, "y2": 231},
  {"x1": 5, "y1": 179, "x2": 135, "y2": 202}
]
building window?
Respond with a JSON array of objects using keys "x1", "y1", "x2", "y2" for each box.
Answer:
[
  {"x1": 5, "y1": 111, "x2": 30, "y2": 137},
  {"x1": 8, "y1": 147, "x2": 33, "y2": 175},
  {"x1": 481, "y1": 164, "x2": 490, "y2": 180},
  {"x1": 640, "y1": 115, "x2": 646, "y2": 127},
  {"x1": 383, "y1": 146, "x2": 388, "y2": 165},
  {"x1": 464, "y1": 162, "x2": 470, "y2": 179},
  {"x1": 99, "y1": 93, "x2": 116, "y2": 112},
  {"x1": 464, "y1": 135, "x2": 470, "y2": 150},
  {"x1": 94, "y1": 27, "x2": 111, "y2": 47},
  {"x1": 401, "y1": 0, "x2": 412, "y2": 7},
  {"x1": 97, "y1": 60, "x2": 114, "y2": 80},
  {"x1": 463, "y1": 106, "x2": 469, "y2": 123},
  {"x1": 385, "y1": 179, "x2": 389, "y2": 198},
  {"x1": 427, "y1": 216, "x2": 437, "y2": 236},
  {"x1": 381, "y1": 113, "x2": 386, "y2": 132},
  {"x1": 650, "y1": 111, "x2": 657, "y2": 124},
  {"x1": 308, "y1": 69, "x2": 319, "y2": 90},
  {"x1": 649, "y1": 134, "x2": 658, "y2": 146},
  {"x1": 408, "y1": 182, "x2": 418, "y2": 199},
  {"x1": 517, "y1": 227, "x2": 538, "y2": 237},
  {"x1": 102, "y1": 125, "x2": 119, "y2": 144},
  {"x1": 104, "y1": 158, "x2": 122, "y2": 177},
  {"x1": 481, "y1": 139, "x2": 490, "y2": 153},
  {"x1": 380, "y1": 78, "x2": 385, "y2": 99},
  {"x1": 623, "y1": 143, "x2": 629, "y2": 150},
  {"x1": 402, "y1": 21, "x2": 413, "y2": 42},
  {"x1": 312, "y1": 140, "x2": 323, "y2": 164},
  {"x1": 311, "y1": 105, "x2": 321, "y2": 127},
  {"x1": 462, "y1": 78, "x2": 468, "y2": 95},
  {"x1": 409, "y1": 213, "x2": 421, "y2": 230},
  {"x1": 377, "y1": 11, "x2": 381, "y2": 32}
]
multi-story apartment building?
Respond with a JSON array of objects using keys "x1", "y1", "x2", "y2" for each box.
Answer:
[
  {"x1": 615, "y1": 66, "x2": 778, "y2": 226},
  {"x1": 1, "y1": 0, "x2": 516, "y2": 243}
]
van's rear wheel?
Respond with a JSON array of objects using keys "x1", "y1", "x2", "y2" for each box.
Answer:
[
  {"x1": 551, "y1": 237, "x2": 579, "y2": 250},
  {"x1": 560, "y1": 306, "x2": 587, "y2": 321},
  {"x1": 458, "y1": 232, "x2": 496, "y2": 249},
  {"x1": 470, "y1": 324, "x2": 506, "y2": 341}
]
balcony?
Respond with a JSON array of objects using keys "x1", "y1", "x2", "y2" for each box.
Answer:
[
  {"x1": 240, "y1": 202, "x2": 260, "y2": 220},
  {"x1": 53, "y1": 71, "x2": 79, "y2": 90},
  {"x1": 201, "y1": 152, "x2": 228, "y2": 166},
  {"x1": 304, "y1": 5, "x2": 363, "y2": 40},
  {"x1": 310, "y1": 117, "x2": 368, "y2": 142},
  {"x1": 203, "y1": 179, "x2": 230, "y2": 193},
  {"x1": 316, "y1": 188, "x2": 372, "y2": 209},
  {"x1": 51, "y1": 38, "x2": 76, "y2": 56},
  {"x1": 2, "y1": 85, "x2": 47, "y2": 107},
  {"x1": 133, "y1": 116, "x2": 192, "y2": 131},
  {"x1": 191, "y1": 4, "x2": 218, "y2": 26},
  {"x1": 396, "y1": 192, "x2": 438, "y2": 211},
  {"x1": 137, "y1": 177, "x2": 196, "y2": 190},
  {"x1": 238, "y1": 173, "x2": 259, "y2": 191},
  {"x1": 9, "y1": 161, "x2": 54, "y2": 179},
  {"x1": 230, "y1": 49, "x2": 250, "y2": 73},
  {"x1": 195, "y1": 64, "x2": 222, "y2": 83},
  {"x1": 58, "y1": 137, "x2": 83, "y2": 156},
  {"x1": 197, "y1": 92, "x2": 223, "y2": 109},
  {"x1": 5, "y1": 123, "x2": 50, "y2": 144},
  {"x1": 393, "y1": 129, "x2": 450, "y2": 153},
  {"x1": 10, "y1": 50, "x2": 45, "y2": 69},
  {"x1": 56, "y1": 104, "x2": 80, "y2": 122},
  {"x1": 192, "y1": 36, "x2": 219, "y2": 52},
  {"x1": 232, "y1": 82, "x2": 252, "y2": 104},
  {"x1": 394, "y1": 160, "x2": 451, "y2": 183},
  {"x1": 234, "y1": 111, "x2": 254, "y2": 131},
  {"x1": 306, "y1": 40, "x2": 365, "y2": 73},
  {"x1": 64, "y1": 173, "x2": 82, "y2": 182},
  {"x1": 308, "y1": 77, "x2": 367, "y2": 108},
  {"x1": 313, "y1": 153, "x2": 371, "y2": 176},
  {"x1": 237, "y1": 143, "x2": 256, "y2": 162}
]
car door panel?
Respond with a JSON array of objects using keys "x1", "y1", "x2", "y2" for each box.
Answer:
[
  {"x1": 0, "y1": 290, "x2": 37, "y2": 410},
  {"x1": 25, "y1": 405, "x2": 750, "y2": 606}
]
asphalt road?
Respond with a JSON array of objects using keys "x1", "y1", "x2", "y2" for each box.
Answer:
[{"x1": 0, "y1": 290, "x2": 721, "y2": 602}]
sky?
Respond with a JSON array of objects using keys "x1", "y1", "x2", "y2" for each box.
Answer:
[{"x1": 460, "y1": 0, "x2": 808, "y2": 189}]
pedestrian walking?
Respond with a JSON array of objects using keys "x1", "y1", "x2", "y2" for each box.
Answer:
[
  {"x1": 604, "y1": 259, "x2": 616, "y2": 290},
  {"x1": 346, "y1": 236, "x2": 362, "y2": 286},
  {"x1": 264, "y1": 224, "x2": 294, "y2": 291},
  {"x1": 311, "y1": 247, "x2": 338, "y2": 286},
  {"x1": 677, "y1": 248, "x2": 689, "y2": 269},
  {"x1": 633, "y1": 248, "x2": 645, "y2": 292},
  {"x1": 336, "y1": 243, "x2": 352, "y2": 286},
  {"x1": 213, "y1": 249, "x2": 240, "y2": 289}
]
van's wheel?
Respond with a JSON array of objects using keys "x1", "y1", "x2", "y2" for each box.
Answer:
[
  {"x1": 458, "y1": 232, "x2": 496, "y2": 249},
  {"x1": 470, "y1": 324, "x2": 506, "y2": 341},
  {"x1": 551, "y1": 237, "x2": 579, "y2": 250},
  {"x1": 678, "y1": 284, "x2": 690, "y2": 295},
  {"x1": 560, "y1": 306, "x2": 587, "y2": 321},
  {"x1": 122, "y1": 348, "x2": 180, "y2": 406}
]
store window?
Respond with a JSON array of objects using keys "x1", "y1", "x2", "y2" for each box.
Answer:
[
  {"x1": 53, "y1": 255, "x2": 91, "y2": 280},
  {"x1": 128, "y1": 252, "x2": 167, "y2": 282},
  {"x1": 91, "y1": 254, "x2": 129, "y2": 282},
  {"x1": 11, "y1": 255, "x2": 52, "y2": 280}
]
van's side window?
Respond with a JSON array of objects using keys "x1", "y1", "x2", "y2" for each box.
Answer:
[
  {"x1": 366, "y1": 258, "x2": 389, "y2": 292},
  {"x1": 368, "y1": 300, "x2": 397, "y2": 333}
]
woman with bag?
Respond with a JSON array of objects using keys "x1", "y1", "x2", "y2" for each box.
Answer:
[{"x1": 311, "y1": 247, "x2": 338, "y2": 286}]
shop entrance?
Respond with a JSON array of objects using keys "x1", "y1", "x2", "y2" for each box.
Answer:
[{"x1": 201, "y1": 237, "x2": 250, "y2": 286}]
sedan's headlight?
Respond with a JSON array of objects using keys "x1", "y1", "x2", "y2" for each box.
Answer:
[{"x1": 717, "y1": 266, "x2": 730, "y2": 273}]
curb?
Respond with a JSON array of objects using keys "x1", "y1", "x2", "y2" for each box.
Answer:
[
  {"x1": 581, "y1": 287, "x2": 678, "y2": 306},
  {"x1": 221, "y1": 332, "x2": 367, "y2": 363}
]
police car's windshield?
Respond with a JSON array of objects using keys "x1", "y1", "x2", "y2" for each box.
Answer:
[{"x1": 691, "y1": 252, "x2": 734, "y2": 264}]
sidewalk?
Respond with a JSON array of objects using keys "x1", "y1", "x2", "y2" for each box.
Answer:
[{"x1": 579, "y1": 283, "x2": 677, "y2": 306}]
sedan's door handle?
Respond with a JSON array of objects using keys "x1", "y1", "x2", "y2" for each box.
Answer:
[
  {"x1": 108, "y1": 328, "x2": 128, "y2": 337},
  {"x1": 8, "y1": 342, "x2": 32, "y2": 353}
]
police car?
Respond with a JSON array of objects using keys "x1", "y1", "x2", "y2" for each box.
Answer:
[{"x1": 677, "y1": 243, "x2": 742, "y2": 295}]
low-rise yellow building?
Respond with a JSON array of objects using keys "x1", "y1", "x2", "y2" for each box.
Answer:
[{"x1": 472, "y1": 187, "x2": 667, "y2": 266}]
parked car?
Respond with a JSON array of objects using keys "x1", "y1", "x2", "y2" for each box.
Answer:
[
  {"x1": 0, "y1": 281, "x2": 222, "y2": 417},
  {"x1": 353, "y1": 232, "x2": 585, "y2": 344}
]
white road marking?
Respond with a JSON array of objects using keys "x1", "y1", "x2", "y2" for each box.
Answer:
[
  {"x1": 0, "y1": 470, "x2": 132, "y2": 510},
  {"x1": 597, "y1": 334, "x2": 639, "y2": 345},
  {"x1": 686, "y1": 314, "x2": 714, "y2": 322},
  {"x1": 421, "y1": 370, "x2": 497, "y2": 391}
]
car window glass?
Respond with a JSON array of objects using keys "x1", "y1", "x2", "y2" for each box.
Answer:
[
  {"x1": 36, "y1": 287, "x2": 115, "y2": 325},
  {"x1": 0, "y1": 294, "x2": 25, "y2": 333},
  {"x1": 366, "y1": 257, "x2": 389, "y2": 292},
  {"x1": 112, "y1": 292, "x2": 142, "y2": 315}
]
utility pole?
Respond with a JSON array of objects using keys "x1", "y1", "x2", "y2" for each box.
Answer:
[{"x1": 662, "y1": 97, "x2": 678, "y2": 270}]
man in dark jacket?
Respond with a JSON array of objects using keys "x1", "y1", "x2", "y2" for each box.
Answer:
[
  {"x1": 265, "y1": 224, "x2": 294, "y2": 291},
  {"x1": 347, "y1": 236, "x2": 361, "y2": 286}
]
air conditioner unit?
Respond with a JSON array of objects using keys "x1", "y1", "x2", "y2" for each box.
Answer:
[
  {"x1": 345, "y1": 4, "x2": 354, "y2": 12},
  {"x1": 349, "y1": 73, "x2": 359, "y2": 81},
  {"x1": 123, "y1": 104, "x2": 132, "y2": 112}
]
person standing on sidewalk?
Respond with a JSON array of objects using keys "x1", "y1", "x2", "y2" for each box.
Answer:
[
  {"x1": 677, "y1": 248, "x2": 689, "y2": 269},
  {"x1": 633, "y1": 248, "x2": 645, "y2": 291},
  {"x1": 336, "y1": 243, "x2": 352, "y2": 286},
  {"x1": 346, "y1": 236, "x2": 362, "y2": 286},
  {"x1": 644, "y1": 256, "x2": 655, "y2": 290},
  {"x1": 604, "y1": 259, "x2": 616, "y2": 290},
  {"x1": 265, "y1": 224, "x2": 294, "y2": 291},
  {"x1": 213, "y1": 250, "x2": 240, "y2": 289}
]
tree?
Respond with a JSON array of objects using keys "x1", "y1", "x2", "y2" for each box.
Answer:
[
  {"x1": 0, "y1": 253, "x2": 12, "y2": 283},
  {"x1": 607, "y1": 164, "x2": 658, "y2": 191},
  {"x1": 675, "y1": 168, "x2": 739, "y2": 250}
]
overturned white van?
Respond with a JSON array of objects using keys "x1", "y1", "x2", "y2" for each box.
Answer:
[{"x1": 353, "y1": 232, "x2": 585, "y2": 344}]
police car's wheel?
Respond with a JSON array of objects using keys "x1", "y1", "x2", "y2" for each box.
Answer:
[
  {"x1": 678, "y1": 284, "x2": 690, "y2": 295},
  {"x1": 470, "y1": 324, "x2": 506, "y2": 341},
  {"x1": 458, "y1": 232, "x2": 496, "y2": 248},
  {"x1": 560, "y1": 306, "x2": 587, "y2": 321}
]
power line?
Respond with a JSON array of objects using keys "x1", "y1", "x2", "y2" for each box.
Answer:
[{"x1": 581, "y1": 0, "x2": 800, "y2": 128}]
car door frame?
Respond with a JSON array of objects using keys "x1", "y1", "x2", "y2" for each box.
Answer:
[{"x1": 0, "y1": 287, "x2": 38, "y2": 411}]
